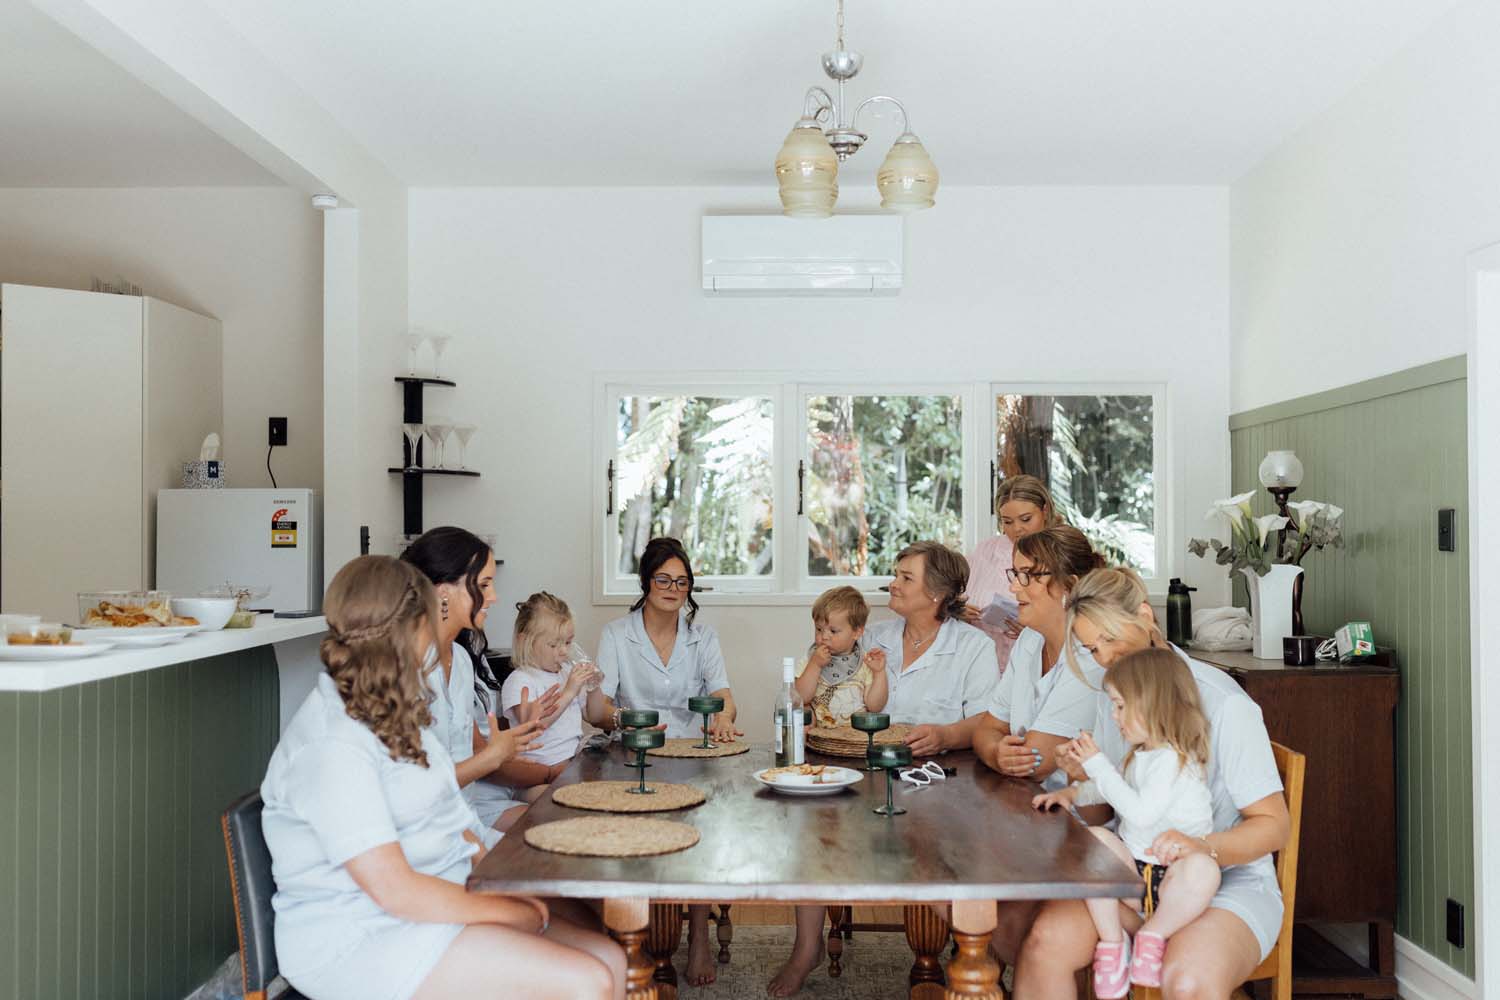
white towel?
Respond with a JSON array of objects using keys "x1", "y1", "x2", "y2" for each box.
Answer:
[{"x1": 1189, "y1": 606, "x2": 1252, "y2": 651}]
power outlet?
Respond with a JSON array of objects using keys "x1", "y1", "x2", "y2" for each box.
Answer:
[
  {"x1": 1447, "y1": 898, "x2": 1465, "y2": 948},
  {"x1": 268, "y1": 417, "x2": 288, "y2": 447},
  {"x1": 1438, "y1": 508, "x2": 1456, "y2": 552}
]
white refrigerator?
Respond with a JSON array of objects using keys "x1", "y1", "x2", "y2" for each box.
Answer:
[{"x1": 156, "y1": 489, "x2": 323, "y2": 612}]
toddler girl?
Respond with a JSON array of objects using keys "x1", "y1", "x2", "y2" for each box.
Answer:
[
  {"x1": 1034, "y1": 647, "x2": 1219, "y2": 998},
  {"x1": 499, "y1": 592, "x2": 604, "y2": 801},
  {"x1": 792, "y1": 585, "x2": 888, "y2": 728}
]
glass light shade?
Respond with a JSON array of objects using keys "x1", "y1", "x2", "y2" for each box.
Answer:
[
  {"x1": 1258, "y1": 450, "x2": 1305, "y2": 489},
  {"x1": 876, "y1": 133, "x2": 939, "y2": 213},
  {"x1": 775, "y1": 124, "x2": 839, "y2": 218}
]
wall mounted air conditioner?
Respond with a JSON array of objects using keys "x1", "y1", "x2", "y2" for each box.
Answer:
[{"x1": 701, "y1": 215, "x2": 903, "y2": 295}]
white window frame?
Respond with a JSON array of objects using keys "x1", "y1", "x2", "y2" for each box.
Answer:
[
  {"x1": 592, "y1": 373, "x2": 1169, "y2": 605},
  {"x1": 986, "y1": 382, "x2": 1170, "y2": 585}
]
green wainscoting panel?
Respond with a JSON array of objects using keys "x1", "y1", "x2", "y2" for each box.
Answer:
[
  {"x1": 1, "y1": 647, "x2": 279, "y2": 1000},
  {"x1": 1230, "y1": 369, "x2": 1472, "y2": 976}
]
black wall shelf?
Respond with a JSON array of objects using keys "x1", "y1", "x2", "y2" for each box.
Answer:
[
  {"x1": 395, "y1": 376, "x2": 478, "y2": 536},
  {"x1": 388, "y1": 468, "x2": 480, "y2": 478}
]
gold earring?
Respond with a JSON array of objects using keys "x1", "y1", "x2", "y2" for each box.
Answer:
[{"x1": 441, "y1": 597, "x2": 449, "y2": 621}]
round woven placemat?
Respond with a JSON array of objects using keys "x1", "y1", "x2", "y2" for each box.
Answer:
[
  {"x1": 551, "y1": 780, "x2": 706, "y2": 813},
  {"x1": 645, "y1": 738, "x2": 752, "y2": 759},
  {"x1": 523, "y1": 816, "x2": 700, "y2": 857},
  {"x1": 806, "y1": 723, "x2": 913, "y2": 757}
]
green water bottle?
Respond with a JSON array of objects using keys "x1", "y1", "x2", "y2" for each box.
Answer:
[{"x1": 1166, "y1": 578, "x2": 1196, "y2": 647}]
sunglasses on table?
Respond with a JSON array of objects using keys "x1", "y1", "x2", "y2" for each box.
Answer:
[{"x1": 898, "y1": 761, "x2": 952, "y2": 787}]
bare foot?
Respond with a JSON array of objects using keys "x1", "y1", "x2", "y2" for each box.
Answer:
[
  {"x1": 766, "y1": 944, "x2": 824, "y2": 997},
  {"x1": 686, "y1": 931, "x2": 717, "y2": 987}
]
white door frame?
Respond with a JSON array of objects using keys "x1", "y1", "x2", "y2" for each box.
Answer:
[{"x1": 1465, "y1": 242, "x2": 1500, "y2": 998}]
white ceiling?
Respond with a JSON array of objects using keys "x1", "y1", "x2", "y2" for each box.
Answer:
[
  {"x1": 0, "y1": 0, "x2": 280, "y2": 187},
  {"x1": 197, "y1": 0, "x2": 1462, "y2": 187}
]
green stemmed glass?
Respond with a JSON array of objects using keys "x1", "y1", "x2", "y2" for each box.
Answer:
[
  {"x1": 619, "y1": 709, "x2": 660, "y2": 768},
  {"x1": 688, "y1": 696, "x2": 724, "y2": 749},
  {"x1": 622, "y1": 729, "x2": 664, "y2": 794},
  {"x1": 867, "y1": 743, "x2": 913, "y2": 816},
  {"x1": 851, "y1": 712, "x2": 890, "y2": 772}
]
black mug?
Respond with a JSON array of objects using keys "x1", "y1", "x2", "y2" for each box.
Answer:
[{"x1": 1283, "y1": 635, "x2": 1317, "y2": 666}]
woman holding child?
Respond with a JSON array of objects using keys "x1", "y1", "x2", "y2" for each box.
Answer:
[
  {"x1": 590, "y1": 536, "x2": 741, "y2": 987},
  {"x1": 1012, "y1": 566, "x2": 1289, "y2": 1000},
  {"x1": 259, "y1": 555, "x2": 624, "y2": 1000}
]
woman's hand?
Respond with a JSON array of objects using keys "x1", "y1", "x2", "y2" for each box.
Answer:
[
  {"x1": 482, "y1": 714, "x2": 543, "y2": 768},
  {"x1": 709, "y1": 714, "x2": 743, "y2": 743},
  {"x1": 502, "y1": 894, "x2": 549, "y2": 934},
  {"x1": 905, "y1": 724, "x2": 948, "y2": 757},
  {"x1": 991, "y1": 733, "x2": 1044, "y2": 777},
  {"x1": 958, "y1": 604, "x2": 984, "y2": 626},
  {"x1": 515, "y1": 684, "x2": 564, "y2": 728},
  {"x1": 545, "y1": 760, "x2": 570, "y2": 782},
  {"x1": 1032, "y1": 785, "x2": 1080, "y2": 812},
  {"x1": 1150, "y1": 829, "x2": 1217, "y2": 866},
  {"x1": 1003, "y1": 619, "x2": 1022, "y2": 640}
]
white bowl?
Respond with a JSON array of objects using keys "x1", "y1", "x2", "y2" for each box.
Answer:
[{"x1": 169, "y1": 597, "x2": 238, "y2": 631}]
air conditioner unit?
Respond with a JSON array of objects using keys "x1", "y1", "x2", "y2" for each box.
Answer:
[{"x1": 701, "y1": 215, "x2": 903, "y2": 295}]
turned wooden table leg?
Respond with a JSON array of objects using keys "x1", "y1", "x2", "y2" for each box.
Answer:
[
  {"x1": 605, "y1": 897, "x2": 657, "y2": 1000},
  {"x1": 645, "y1": 902, "x2": 683, "y2": 1000},
  {"x1": 945, "y1": 900, "x2": 1003, "y2": 1000},
  {"x1": 715, "y1": 903, "x2": 733, "y2": 964},
  {"x1": 905, "y1": 903, "x2": 951, "y2": 1000},
  {"x1": 827, "y1": 905, "x2": 850, "y2": 978}
]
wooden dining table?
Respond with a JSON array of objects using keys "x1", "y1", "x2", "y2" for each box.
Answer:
[{"x1": 469, "y1": 742, "x2": 1141, "y2": 999}]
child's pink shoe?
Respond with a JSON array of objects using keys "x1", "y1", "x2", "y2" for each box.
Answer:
[
  {"x1": 1092, "y1": 937, "x2": 1132, "y2": 999},
  {"x1": 1131, "y1": 930, "x2": 1166, "y2": 987}
]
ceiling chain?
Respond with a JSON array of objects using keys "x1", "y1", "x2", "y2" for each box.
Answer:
[{"x1": 836, "y1": 0, "x2": 845, "y2": 50}]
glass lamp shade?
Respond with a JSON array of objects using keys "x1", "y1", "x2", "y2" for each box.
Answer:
[
  {"x1": 876, "y1": 133, "x2": 939, "y2": 213},
  {"x1": 1258, "y1": 450, "x2": 1305, "y2": 489},
  {"x1": 775, "y1": 124, "x2": 839, "y2": 218}
]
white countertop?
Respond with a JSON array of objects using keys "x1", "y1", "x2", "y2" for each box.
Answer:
[{"x1": 0, "y1": 614, "x2": 327, "y2": 692}]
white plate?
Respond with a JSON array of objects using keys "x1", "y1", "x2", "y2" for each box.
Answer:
[
  {"x1": 0, "y1": 642, "x2": 114, "y2": 661},
  {"x1": 74, "y1": 630, "x2": 190, "y2": 648},
  {"x1": 754, "y1": 766, "x2": 864, "y2": 796}
]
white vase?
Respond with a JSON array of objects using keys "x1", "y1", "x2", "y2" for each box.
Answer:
[{"x1": 1241, "y1": 564, "x2": 1304, "y2": 659}]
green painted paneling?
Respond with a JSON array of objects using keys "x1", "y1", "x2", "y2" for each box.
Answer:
[
  {"x1": 0, "y1": 647, "x2": 279, "y2": 999},
  {"x1": 1230, "y1": 372, "x2": 1472, "y2": 976}
]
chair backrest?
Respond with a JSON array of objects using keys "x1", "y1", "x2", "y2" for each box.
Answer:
[
  {"x1": 1265, "y1": 743, "x2": 1307, "y2": 971},
  {"x1": 222, "y1": 790, "x2": 280, "y2": 998}
]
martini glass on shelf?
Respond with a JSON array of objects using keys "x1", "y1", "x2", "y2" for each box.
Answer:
[
  {"x1": 425, "y1": 419, "x2": 453, "y2": 469},
  {"x1": 452, "y1": 424, "x2": 478, "y2": 469},
  {"x1": 851, "y1": 712, "x2": 890, "y2": 772},
  {"x1": 402, "y1": 423, "x2": 425, "y2": 469},
  {"x1": 404, "y1": 330, "x2": 430, "y2": 377},
  {"x1": 429, "y1": 334, "x2": 452, "y2": 379}
]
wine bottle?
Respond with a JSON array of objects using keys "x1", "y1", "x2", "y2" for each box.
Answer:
[{"x1": 773, "y1": 656, "x2": 805, "y2": 767}]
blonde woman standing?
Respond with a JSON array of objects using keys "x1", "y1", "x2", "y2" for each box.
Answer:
[
  {"x1": 1013, "y1": 566, "x2": 1289, "y2": 1000},
  {"x1": 962, "y1": 475, "x2": 1061, "y2": 671}
]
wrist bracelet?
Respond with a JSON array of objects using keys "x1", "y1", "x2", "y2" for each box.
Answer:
[{"x1": 611, "y1": 707, "x2": 621, "y2": 732}]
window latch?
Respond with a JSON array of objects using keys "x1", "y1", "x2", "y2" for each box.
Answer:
[
  {"x1": 989, "y1": 460, "x2": 997, "y2": 515},
  {"x1": 797, "y1": 460, "x2": 806, "y2": 515},
  {"x1": 606, "y1": 459, "x2": 615, "y2": 515}
]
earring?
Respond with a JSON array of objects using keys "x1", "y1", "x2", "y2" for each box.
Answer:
[{"x1": 441, "y1": 596, "x2": 449, "y2": 621}]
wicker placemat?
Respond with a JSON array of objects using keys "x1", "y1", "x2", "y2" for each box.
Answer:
[
  {"x1": 807, "y1": 723, "x2": 913, "y2": 757},
  {"x1": 523, "y1": 816, "x2": 701, "y2": 857},
  {"x1": 552, "y1": 780, "x2": 706, "y2": 813},
  {"x1": 645, "y1": 738, "x2": 752, "y2": 758}
]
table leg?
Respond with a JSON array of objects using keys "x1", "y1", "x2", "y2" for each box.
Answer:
[
  {"x1": 904, "y1": 904, "x2": 950, "y2": 999},
  {"x1": 827, "y1": 905, "x2": 850, "y2": 978},
  {"x1": 945, "y1": 900, "x2": 1002, "y2": 1000},
  {"x1": 715, "y1": 903, "x2": 733, "y2": 964},
  {"x1": 645, "y1": 902, "x2": 683, "y2": 1000},
  {"x1": 604, "y1": 898, "x2": 656, "y2": 1000},
  {"x1": 1370, "y1": 920, "x2": 1396, "y2": 978}
]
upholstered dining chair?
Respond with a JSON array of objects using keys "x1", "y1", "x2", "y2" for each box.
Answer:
[{"x1": 222, "y1": 790, "x2": 307, "y2": 1000}]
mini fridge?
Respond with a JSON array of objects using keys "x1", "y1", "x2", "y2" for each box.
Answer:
[{"x1": 156, "y1": 489, "x2": 323, "y2": 612}]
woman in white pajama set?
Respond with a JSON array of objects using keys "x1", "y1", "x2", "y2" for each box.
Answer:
[
  {"x1": 1012, "y1": 566, "x2": 1290, "y2": 1000},
  {"x1": 260, "y1": 556, "x2": 624, "y2": 1000}
]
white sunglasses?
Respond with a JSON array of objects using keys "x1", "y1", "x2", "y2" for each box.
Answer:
[{"x1": 898, "y1": 761, "x2": 949, "y2": 787}]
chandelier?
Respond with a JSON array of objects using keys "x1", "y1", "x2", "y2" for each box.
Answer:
[{"x1": 775, "y1": 0, "x2": 939, "y2": 217}]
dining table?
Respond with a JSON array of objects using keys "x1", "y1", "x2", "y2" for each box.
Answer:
[{"x1": 469, "y1": 742, "x2": 1142, "y2": 999}]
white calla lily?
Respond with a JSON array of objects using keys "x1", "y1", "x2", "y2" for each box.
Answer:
[
  {"x1": 1254, "y1": 514, "x2": 1289, "y2": 546},
  {"x1": 1206, "y1": 491, "x2": 1257, "y2": 527}
]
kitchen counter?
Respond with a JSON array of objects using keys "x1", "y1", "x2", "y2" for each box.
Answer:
[{"x1": 0, "y1": 613, "x2": 326, "y2": 691}]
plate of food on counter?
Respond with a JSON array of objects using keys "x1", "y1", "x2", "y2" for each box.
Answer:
[
  {"x1": 0, "y1": 622, "x2": 115, "y2": 660},
  {"x1": 754, "y1": 762, "x2": 864, "y2": 797},
  {"x1": 73, "y1": 591, "x2": 203, "y2": 645}
]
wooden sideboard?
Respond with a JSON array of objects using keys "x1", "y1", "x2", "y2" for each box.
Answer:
[{"x1": 1193, "y1": 648, "x2": 1400, "y2": 999}]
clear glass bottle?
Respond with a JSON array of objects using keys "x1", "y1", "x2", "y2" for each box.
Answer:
[{"x1": 773, "y1": 656, "x2": 805, "y2": 767}]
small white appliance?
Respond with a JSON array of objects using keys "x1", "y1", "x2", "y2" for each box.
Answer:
[
  {"x1": 156, "y1": 489, "x2": 323, "y2": 612},
  {"x1": 701, "y1": 214, "x2": 904, "y2": 295}
]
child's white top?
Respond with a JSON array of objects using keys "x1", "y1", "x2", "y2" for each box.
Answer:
[
  {"x1": 501, "y1": 662, "x2": 585, "y2": 767},
  {"x1": 1076, "y1": 746, "x2": 1214, "y2": 865}
]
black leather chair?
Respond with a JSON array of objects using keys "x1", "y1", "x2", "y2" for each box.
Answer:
[{"x1": 222, "y1": 791, "x2": 307, "y2": 1000}]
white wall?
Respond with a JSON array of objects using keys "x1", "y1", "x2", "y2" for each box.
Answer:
[
  {"x1": 0, "y1": 186, "x2": 323, "y2": 490},
  {"x1": 406, "y1": 185, "x2": 1231, "y2": 735},
  {"x1": 1230, "y1": 0, "x2": 1500, "y2": 413}
]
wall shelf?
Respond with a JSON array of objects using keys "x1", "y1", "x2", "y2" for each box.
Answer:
[
  {"x1": 388, "y1": 467, "x2": 480, "y2": 478},
  {"x1": 394, "y1": 375, "x2": 476, "y2": 536},
  {"x1": 394, "y1": 376, "x2": 456, "y2": 387}
]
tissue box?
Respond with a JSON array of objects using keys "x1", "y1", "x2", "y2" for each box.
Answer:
[
  {"x1": 181, "y1": 460, "x2": 226, "y2": 489},
  {"x1": 1334, "y1": 620, "x2": 1375, "y2": 663}
]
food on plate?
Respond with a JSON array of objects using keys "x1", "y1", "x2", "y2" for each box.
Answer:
[
  {"x1": 82, "y1": 599, "x2": 197, "y2": 628},
  {"x1": 763, "y1": 763, "x2": 831, "y2": 781},
  {"x1": 6, "y1": 623, "x2": 73, "y2": 645}
]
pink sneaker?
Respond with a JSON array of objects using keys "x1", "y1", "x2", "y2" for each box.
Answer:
[
  {"x1": 1092, "y1": 937, "x2": 1132, "y2": 999},
  {"x1": 1131, "y1": 931, "x2": 1166, "y2": 987}
]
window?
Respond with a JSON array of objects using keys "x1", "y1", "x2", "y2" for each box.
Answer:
[
  {"x1": 597, "y1": 377, "x2": 1164, "y2": 599},
  {"x1": 994, "y1": 392, "x2": 1159, "y2": 576},
  {"x1": 803, "y1": 393, "x2": 964, "y2": 580},
  {"x1": 608, "y1": 393, "x2": 774, "y2": 587}
]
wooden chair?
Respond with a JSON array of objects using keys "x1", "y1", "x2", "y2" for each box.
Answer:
[
  {"x1": 222, "y1": 791, "x2": 307, "y2": 1000},
  {"x1": 1135, "y1": 741, "x2": 1306, "y2": 1000}
]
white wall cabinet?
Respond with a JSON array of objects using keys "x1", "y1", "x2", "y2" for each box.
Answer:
[{"x1": 1, "y1": 284, "x2": 222, "y2": 621}]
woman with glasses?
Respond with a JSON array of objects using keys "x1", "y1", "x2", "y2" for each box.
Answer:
[
  {"x1": 973, "y1": 525, "x2": 1108, "y2": 791},
  {"x1": 960, "y1": 474, "x2": 1062, "y2": 673},
  {"x1": 589, "y1": 536, "x2": 740, "y2": 987}
]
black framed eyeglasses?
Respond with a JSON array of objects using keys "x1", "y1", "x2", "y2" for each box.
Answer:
[
  {"x1": 651, "y1": 575, "x2": 692, "y2": 591},
  {"x1": 1005, "y1": 567, "x2": 1053, "y2": 587}
]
